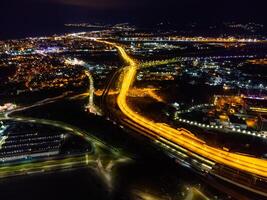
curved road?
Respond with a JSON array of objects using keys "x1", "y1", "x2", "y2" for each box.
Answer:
[{"x1": 90, "y1": 37, "x2": 267, "y2": 178}]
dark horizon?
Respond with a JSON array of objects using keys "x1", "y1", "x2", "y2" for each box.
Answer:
[{"x1": 1, "y1": 0, "x2": 267, "y2": 39}]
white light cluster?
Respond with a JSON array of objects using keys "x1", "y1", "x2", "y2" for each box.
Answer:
[{"x1": 176, "y1": 117, "x2": 266, "y2": 139}]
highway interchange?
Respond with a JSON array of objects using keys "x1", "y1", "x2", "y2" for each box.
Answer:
[
  {"x1": 1, "y1": 32, "x2": 267, "y2": 198},
  {"x1": 0, "y1": 94, "x2": 128, "y2": 181},
  {"x1": 80, "y1": 35, "x2": 267, "y2": 197}
]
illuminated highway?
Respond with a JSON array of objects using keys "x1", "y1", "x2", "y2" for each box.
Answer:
[{"x1": 95, "y1": 38, "x2": 267, "y2": 178}]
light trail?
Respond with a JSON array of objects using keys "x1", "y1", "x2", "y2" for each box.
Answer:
[
  {"x1": 85, "y1": 70, "x2": 94, "y2": 108},
  {"x1": 250, "y1": 107, "x2": 267, "y2": 113},
  {"x1": 64, "y1": 58, "x2": 101, "y2": 115},
  {"x1": 94, "y1": 38, "x2": 267, "y2": 178},
  {"x1": 84, "y1": 70, "x2": 101, "y2": 115}
]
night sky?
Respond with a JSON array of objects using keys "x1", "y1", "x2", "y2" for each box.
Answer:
[{"x1": 0, "y1": 0, "x2": 266, "y2": 39}]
